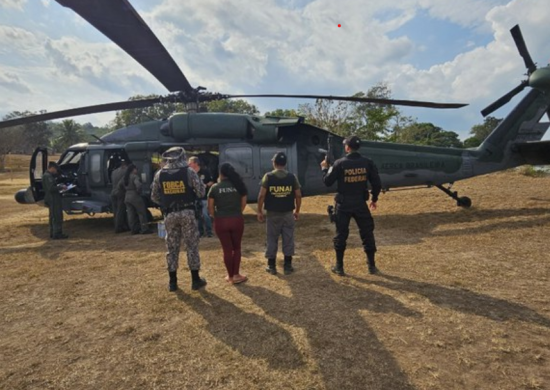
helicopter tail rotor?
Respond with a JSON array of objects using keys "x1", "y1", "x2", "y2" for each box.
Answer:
[{"x1": 481, "y1": 25, "x2": 537, "y2": 117}]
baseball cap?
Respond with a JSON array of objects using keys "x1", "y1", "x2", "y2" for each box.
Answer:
[
  {"x1": 343, "y1": 135, "x2": 361, "y2": 149},
  {"x1": 272, "y1": 151, "x2": 287, "y2": 166}
]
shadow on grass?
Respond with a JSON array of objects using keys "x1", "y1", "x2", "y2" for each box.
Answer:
[
  {"x1": 355, "y1": 273, "x2": 550, "y2": 328},
  {"x1": 4, "y1": 206, "x2": 549, "y2": 257},
  {"x1": 238, "y1": 256, "x2": 419, "y2": 390},
  {"x1": 175, "y1": 289, "x2": 305, "y2": 371}
]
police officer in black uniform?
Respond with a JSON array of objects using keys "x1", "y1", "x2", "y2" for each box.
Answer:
[{"x1": 321, "y1": 135, "x2": 382, "y2": 276}]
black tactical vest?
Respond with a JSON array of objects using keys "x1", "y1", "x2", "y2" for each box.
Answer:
[
  {"x1": 158, "y1": 168, "x2": 196, "y2": 210},
  {"x1": 335, "y1": 153, "x2": 370, "y2": 203},
  {"x1": 264, "y1": 172, "x2": 296, "y2": 212}
]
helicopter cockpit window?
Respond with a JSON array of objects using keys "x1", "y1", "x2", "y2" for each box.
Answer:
[{"x1": 59, "y1": 151, "x2": 82, "y2": 166}]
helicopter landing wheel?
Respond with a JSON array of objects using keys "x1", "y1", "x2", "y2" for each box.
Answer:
[
  {"x1": 457, "y1": 196, "x2": 472, "y2": 208},
  {"x1": 436, "y1": 184, "x2": 472, "y2": 208}
]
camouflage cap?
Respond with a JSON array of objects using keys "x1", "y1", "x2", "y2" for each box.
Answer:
[{"x1": 162, "y1": 146, "x2": 186, "y2": 161}]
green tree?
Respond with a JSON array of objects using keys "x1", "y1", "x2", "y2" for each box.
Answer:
[
  {"x1": 81, "y1": 122, "x2": 113, "y2": 138},
  {"x1": 349, "y1": 83, "x2": 403, "y2": 141},
  {"x1": 264, "y1": 108, "x2": 301, "y2": 117},
  {"x1": 392, "y1": 122, "x2": 463, "y2": 148},
  {"x1": 296, "y1": 83, "x2": 410, "y2": 140},
  {"x1": 53, "y1": 120, "x2": 86, "y2": 151},
  {"x1": 2, "y1": 111, "x2": 52, "y2": 153},
  {"x1": 297, "y1": 99, "x2": 355, "y2": 135},
  {"x1": 0, "y1": 120, "x2": 24, "y2": 171},
  {"x1": 463, "y1": 116, "x2": 501, "y2": 148},
  {"x1": 204, "y1": 99, "x2": 259, "y2": 115},
  {"x1": 111, "y1": 94, "x2": 185, "y2": 128}
]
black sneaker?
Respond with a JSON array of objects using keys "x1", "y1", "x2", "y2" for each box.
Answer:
[
  {"x1": 191, "y1": 278, "x2": 207, "y2": 290},
  {"x1": 283, "y1": 265, "x2": 294, "y2": 275},
  {"x1": 168, "y1": 282, "x2": 178, "y2": 292},
  {"x1": 52, "y1": 233, "x2": 69, "y2": 240},
  {"x1": 368, "y1": 266, "x2": 379, "y2": 275},
  {"x1": 331, "y1": 266, "x2": 345, "y2": 276}
]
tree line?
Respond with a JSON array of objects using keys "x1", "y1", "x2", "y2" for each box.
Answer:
[{"x1": 0, "y1": 83, "x2": 499, "y2": 171}]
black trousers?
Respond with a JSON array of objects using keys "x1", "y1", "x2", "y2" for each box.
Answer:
[{"x1": 333, "y1": 204, "x2": 376, "y2": 254}]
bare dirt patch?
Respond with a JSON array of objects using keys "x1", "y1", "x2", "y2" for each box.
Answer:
[{"x1": 0, "y1": 169, "x2": 549, "y2": 389}]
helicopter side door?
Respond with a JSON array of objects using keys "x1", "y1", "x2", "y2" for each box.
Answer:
[
  {"x1": 219, "y1": 144, "x2": 258, "y2": 201},
  {"x1": 29, "y1": 147, "x2": 48, "y2": 202},
  {"x1": 220, "y1": 143, "x2": 297, "y2": 202}
]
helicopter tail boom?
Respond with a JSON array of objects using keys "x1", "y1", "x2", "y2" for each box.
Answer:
[{"x1": 477, "y1": 89, "x2": 550, "y2": 163}]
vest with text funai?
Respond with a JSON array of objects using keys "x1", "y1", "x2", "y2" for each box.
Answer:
[{"x1": 264, "y1": 172, "x2": 296, "y2": 212}]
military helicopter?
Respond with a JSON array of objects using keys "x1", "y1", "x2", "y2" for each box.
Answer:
[{"x1": 2, "y1": 0, "x2": 550, "y2": 217}]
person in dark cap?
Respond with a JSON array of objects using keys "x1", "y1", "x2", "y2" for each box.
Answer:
[
  {"x1": 150, "y1": 146, "x2": 207, "y2": 292},
  {"x1": 321, "y1": 135, "x2": 382, "y2": 275},
  {"x1": 42, "y1": 161, "x2": 68, "y2": 239},
  {"x1": 257, "y1": 151, "x2": 302, "y2": 275}
]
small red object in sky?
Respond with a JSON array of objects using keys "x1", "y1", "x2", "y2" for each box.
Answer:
[{"x1": 338, "y1": 24, "x2": 341, "y2": 27}]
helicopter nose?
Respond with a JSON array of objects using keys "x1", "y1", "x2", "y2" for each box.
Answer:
[{"x1": 14, "y1": 188, "x2": 35, "y2": 204}]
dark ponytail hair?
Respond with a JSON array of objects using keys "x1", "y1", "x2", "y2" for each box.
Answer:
[
  {"x1": 220, "y1": 163, "x2": 247, "y2": 196},
  {"x1": 124, "y1": 163, "x2": 136, "y2": 186}
]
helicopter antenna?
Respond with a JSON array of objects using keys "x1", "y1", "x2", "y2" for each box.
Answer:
[{"x1": 90, "y1": 134, "x2": 107, "y2": 144}]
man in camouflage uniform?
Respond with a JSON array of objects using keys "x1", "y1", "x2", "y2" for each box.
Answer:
[
  {"x1": 110, "y1": 159, "x2": 129, "y2": 233},
  {"x1": 151, "y1": 147, "x2": 207, "y2": 292},
  {"x1": 42, "y1": 162, "x2": 68, "y2": 239}
]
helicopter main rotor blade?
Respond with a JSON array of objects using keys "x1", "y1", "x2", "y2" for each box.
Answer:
[
  {"x1": 480, "y1": 81, "x2": 528, "y2": 117},
  {"x1": 55, "y1": 0, "x2": 194, "y2": 94},
  {"x1": 225, "y1": 94, "x2": 468, "y2": 109},
  {"x1": 510, "y1": 25, "x2": 536, "y2": 73},
  {"x1": 0, "y1": 98, "x2": 161, "y2": 129}
]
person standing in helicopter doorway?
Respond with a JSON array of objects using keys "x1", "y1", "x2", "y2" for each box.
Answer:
[
  {"x1": 110, "y1": 159, "x2": 129, "y2": 233},
  {"x1": 257, "y1": 152, "x2": 302, "y2": 275},
  {"x1": 321, "y1": 136, "x2": 382, "y2": 276},
  {"x1": 188, "y1": 156, "x2": 214, "y2": 238},
  {"x1": 42, "y1": 162, "x2": 68, "y2": 239},
  {"x1": 151, "y1": 147, "x2": 207, "y2": 292},
  {"x1": 121, "y1": 164, "x2": 152, "y2": 235}
]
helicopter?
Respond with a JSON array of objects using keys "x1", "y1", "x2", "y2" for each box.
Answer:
[{"x1": 2, "y1": 0, "x2": 550, "y2": 217}]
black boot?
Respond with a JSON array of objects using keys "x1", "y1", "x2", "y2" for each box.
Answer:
[
  {"x1": 367, "y1": 252, "x2": 379, "y2": 275},
  {"x1": 265, "y1": 258, "x2": 277, "y2": 275},
  {"x1": 331, "y1": 251, "x2": 345, "y2": 276},
  {"x1": 168, "y1": 271, "x2": 178, "y2": 292},
  {"x1": 191, "y1": 270, "x2": 207, "y2": 290},
  {"x1": 283, "y1": 256, "x2": 294, "y2": 275}
]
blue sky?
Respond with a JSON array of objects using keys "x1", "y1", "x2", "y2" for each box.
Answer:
[{"x1": 1, "y1": 0, "x2": 550, "y2": 140}]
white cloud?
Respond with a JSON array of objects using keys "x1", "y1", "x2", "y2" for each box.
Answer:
[
  {"x1": 0, "y1": 71, "x2": 30, "y2": 93},
  {"x1": 1, "y1": 0, "x2": 550, "y2": 136},
  {"x1": 0, "y1": 0, "x2": 26, "y2": 11}
]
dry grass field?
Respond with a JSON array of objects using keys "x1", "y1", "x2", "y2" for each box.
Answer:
[{"x1": 0, "y1": 158, "x2": 549, "y2": 389}]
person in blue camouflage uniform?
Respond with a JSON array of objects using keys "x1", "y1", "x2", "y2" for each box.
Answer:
[{"x1": 151, "y1": 147, "x2": 207, "y2": 292}]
